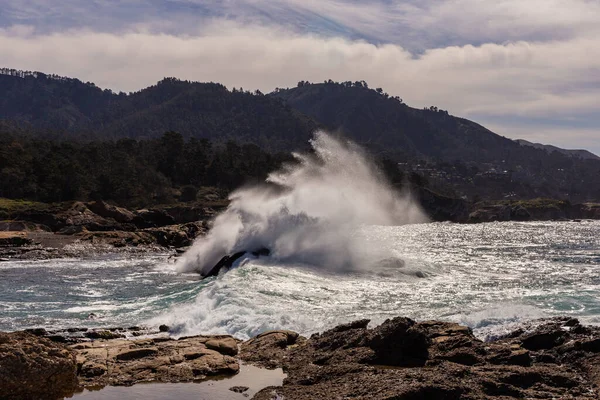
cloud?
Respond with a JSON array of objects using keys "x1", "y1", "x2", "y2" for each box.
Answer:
[
  {"x1": 4, "y1": 1, "x2": 600, "y2": 50},
  {"x1": 1, "y1": 22, "x2": 598, "y2": 109},
  {"x1": 0, "y1": 1, "x2": 599, "y2": 153}
]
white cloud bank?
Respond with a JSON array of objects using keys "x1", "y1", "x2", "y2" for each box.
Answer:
[{"x1": 0, "y1": 19, "x2": 599, "y2": 153}]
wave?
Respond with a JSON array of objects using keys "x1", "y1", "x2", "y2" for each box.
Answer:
[{"x1": 175, "y1": 131, "x2": 427, "y2": 275}]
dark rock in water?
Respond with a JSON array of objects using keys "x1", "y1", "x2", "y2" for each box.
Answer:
[
  {"x1": 0, "y1": 331, "x2": 78, "y2": 400},
  {"x1": 159, "y1": 324, "x2": 170, "y2": 332},
  {"x1": 204, "y1": 251, "x2": 247, "y2": 278},
  {"x1": 376, "y1": 257, "x2": 406, "y2": 269},
  {"x1": 67, "y1": 327, "x2": 89, "y2": 333},
  {"x1": 203, "y1": 248, "x2": 270, "y2": 278},
  {"x1": 25, "y1": 327, "x2": 48, "y2": 336},
  {"x1": 85, "y1": 330, "x2": 125, "y2": 340},
  {"x1": 230, "y1": 386, "x2": 249, "y2": 393}
]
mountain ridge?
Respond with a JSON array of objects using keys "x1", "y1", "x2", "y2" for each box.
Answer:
[
  {"x1": 515, "y1": 139, "x2": 599, "y2": 161},
  {"x1": 1, "y1": 69, "x2": 599, "y2": 202}
]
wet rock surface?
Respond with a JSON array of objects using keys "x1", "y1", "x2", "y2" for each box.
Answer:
[
  {"x1": 0, "y1": 331, "x2": 78, "y2": 400},
  {"x1": 6, "y1": 317, "x2": 600, "y2": 399},
  {"x1": 71, "y1": 334, "x2": 240, "y2": 388},
  {"x1": 245, "y1": 317, "x2": 600, "y2": 400}
]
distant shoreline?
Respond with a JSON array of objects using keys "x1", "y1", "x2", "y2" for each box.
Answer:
[{"x1": 1, "y1": 197, "x2": 598, "y2": 261}]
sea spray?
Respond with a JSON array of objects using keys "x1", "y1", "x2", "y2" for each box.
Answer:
[{"x1": 175, "y1": 131, "x2": 428, "y2": 275}]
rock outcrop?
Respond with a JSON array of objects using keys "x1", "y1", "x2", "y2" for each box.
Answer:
[
  {"x1": 245, "y1": 317, "x2": 600, "y2": 400},
  {"x1": 204, "y1": 248, "x2": 271, "y2": 278},
  {"x1": 0, "y1": 231, "x2": 33, "y2": 247},
  {"x1": 6, "y1": 317, "x2": 600, "y2": 399},
  {"x1": 71, "y1": 334, "x2": 240, "y2": 388},
  {"x1": 86, "y1": 200, "x2": 137, "y2": 224},
  {"x1": 0, "y1": 331, "x2": 78, "y2": 400},
  {"x1": 0, "y1": 202, "x2": 211, "y2": 259}
]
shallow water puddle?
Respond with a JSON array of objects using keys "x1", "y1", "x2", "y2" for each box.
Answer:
[{"x1": 70, "y1": 364, "x2": 285, "y2": 400}]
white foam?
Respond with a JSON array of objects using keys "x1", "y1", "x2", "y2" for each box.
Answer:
[{"x1": 175, "y1": 131, "x2": 427, "y2": 275}]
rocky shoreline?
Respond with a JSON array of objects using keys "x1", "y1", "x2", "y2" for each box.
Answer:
[
  {"x1": 2, "y1": 316, "x2": 600, "y2": 399},
  {"x1": 1, "y1": 197, "x2": 599, "y2": 260},
  {"x1": 0, "y1": 199, "x2": 218, "y2": 260}
]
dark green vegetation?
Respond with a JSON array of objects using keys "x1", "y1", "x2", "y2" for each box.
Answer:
[
  {"x1": 1, "y1": 69, "x2": 600, "y2": 210},
  {"x1": 0, "y1": 127, "x2": 289, "y2": 206},
  {"x1": 0, "y1": 69, "x2": 317, "y2": 151}
]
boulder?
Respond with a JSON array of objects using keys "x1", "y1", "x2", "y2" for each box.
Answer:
[
  {"x1": 240, "y1": 330, "x2": 303, "y2": 369},
  {"x1": 87, "y1": 200, "x2": 136, "y2": 223},
  {"x1": 62, "y1": 202, "x2": 127, "y2": 232},
  {"x1": 366, "y1": 317, "x2": 430, "y2": 366},
  {"x1": 0, "y1": 331, "x2": 78, "y2": 400},
  {"x1": 205, "y1": 337, "x2": 239, "y2": 356},
  {"x1": 85, "y1": 330, "x2": 125, "y2": 340},
  {"x1": 144, "y1": 223, "x2": 203, "y2": 248},
  {"x1": 134, "y1": 209, "x2": 175, "y2": 228},
  {"x1": 510, "y1": 205, "x2": 531, "y2": 221},
  {"x1": 521, "y1": 329, "x2": 567, "y2": 350}
]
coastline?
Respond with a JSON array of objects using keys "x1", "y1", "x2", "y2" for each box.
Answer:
[
  {"x1": 2, "y1": 316, "x2": 600, "y2": 399},
  {"x1": 1, "y1": 197, "x2": 599, "y2": 262}
]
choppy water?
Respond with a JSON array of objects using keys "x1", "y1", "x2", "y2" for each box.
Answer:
[{"x1": 1, "y1": 221, "x2": 599, "y2": 339}]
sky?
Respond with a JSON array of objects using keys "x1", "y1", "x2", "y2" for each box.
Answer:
[{"x1": 0, "y1": 0, "x2": 599, "y2": 155}]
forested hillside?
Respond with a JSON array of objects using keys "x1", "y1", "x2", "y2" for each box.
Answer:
[
  {"x1": 0, "y1": 127, "x2": 292, "y2": 206},
  {"x1": 0, "y1": 69, "x2": 318, "y2": 151},
  {"x1": 1, "y1": 69, "x2": 599, "y2": 203},
  {"x1": 272, "y1": 81, "x2": 600, "y2": 202}
]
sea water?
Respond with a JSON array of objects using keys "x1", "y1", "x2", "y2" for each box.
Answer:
[{"x1": 2, "y1": 220, "x2": 599, "y2": 339}]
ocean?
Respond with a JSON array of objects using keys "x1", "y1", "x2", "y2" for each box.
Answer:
[{"x1": 2, "y1": 220, "x2": 599, "y2": 340}]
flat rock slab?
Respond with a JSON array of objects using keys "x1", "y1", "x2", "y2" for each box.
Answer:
[{"x1": 72, "y1": 334, "x2": 240, "y2": 388}]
